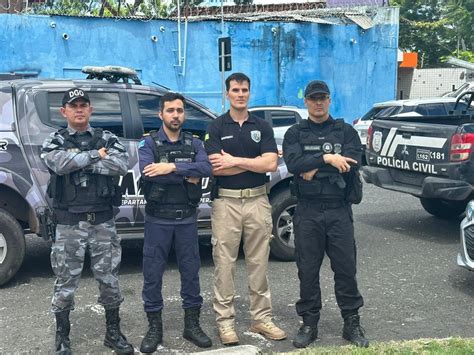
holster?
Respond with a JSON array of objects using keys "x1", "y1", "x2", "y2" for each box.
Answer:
[
  {"x1": 185, "y1": 181, "x2": 202, "y2": 207},
  {"x1": 36, "y1": 207, "x2": 56, "y2": 242}
]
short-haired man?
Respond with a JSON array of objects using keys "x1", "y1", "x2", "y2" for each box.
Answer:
[
  {"x1": 138, "y1": 92, "x2": 212, "y2": 353},
  {"x1": 204, "y1": 72, "x2": 287, "y2": 345},
  {"x1": 283, "y1": 80, "x2": 369, "y2": 348},
  {"x1": 41, "y1": 88, "x2": 133, "y2": 354}
]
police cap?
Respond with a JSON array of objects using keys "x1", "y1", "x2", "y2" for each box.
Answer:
[{"x1": 62, "y1": 88, "x2": 91, "y2": 106}]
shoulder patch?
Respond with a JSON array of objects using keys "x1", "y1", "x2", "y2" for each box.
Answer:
[
  {"x1": 138, "y1": 139, "x2": 146, "y2": 149},
  {"x1": 204, "y1": 133, "x2": 210, "y2": 141}
]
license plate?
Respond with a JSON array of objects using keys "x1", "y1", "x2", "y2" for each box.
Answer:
[{"x1": 416, "y1": 149, "x2": 431, "y2": 162}]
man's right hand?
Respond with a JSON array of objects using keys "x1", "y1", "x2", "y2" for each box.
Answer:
[
  {"x1": 323, "y1": 154, "x2": 357, "y2": 173},
  {"x1": 98, "y1": 147, "x2": 108, "y2": 159},
  {"x1": 300, "y1": 168, "x2": 318, "y2": 181}
]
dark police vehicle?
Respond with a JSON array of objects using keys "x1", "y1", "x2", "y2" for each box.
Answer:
[
  {"x1": 363, "y1": 91, "x2": 474, "y2": 219},
  {"x1": 0, "y1": 66, "x2": 297, "y2": 286}
]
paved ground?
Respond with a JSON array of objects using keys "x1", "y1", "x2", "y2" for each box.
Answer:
[{"x1": 0, "y1": 184, "x2": 473, "y2": 353}]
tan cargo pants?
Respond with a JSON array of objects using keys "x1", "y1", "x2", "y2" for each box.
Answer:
[{"x1": 211, "y1": 194, "x2": 274, "y2": 326}]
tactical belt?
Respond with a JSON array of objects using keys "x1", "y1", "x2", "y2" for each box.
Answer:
[
  {"x1": 150, "y1": 208, "x2": 196, "y2": 220},
  {"x1": 299, "y1": 199, "x2": 345, "y2": 210},
  {"x1": 54, "y1": 209, "x2": 113, "y2": 225},
  {"x1": 218, "y1": 185, "x2": 267, "y2": 199}
]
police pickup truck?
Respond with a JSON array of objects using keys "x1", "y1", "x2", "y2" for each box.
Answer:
[
  {"x1": 363, "y1": 91, "x2": 474, "y2": 219},
  {"x1": 0, "y1": 66, "x2": 297, "y2": 286}
]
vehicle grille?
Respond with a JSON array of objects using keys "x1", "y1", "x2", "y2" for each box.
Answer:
[{"x1": 464, "y1": 225, "x2": 474, "y2": 260}]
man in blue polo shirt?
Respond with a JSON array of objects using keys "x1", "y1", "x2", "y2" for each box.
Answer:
[{"x1": 138, "y1": 92, "x2": 212, "y2": 353}]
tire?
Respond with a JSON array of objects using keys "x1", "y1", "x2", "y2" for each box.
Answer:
[
  {"x1": 269, "y1": 188, "x2": 297, "y2": 261},
  {"x1": 0, "y1": 209, "x2": 26, "y2": 286},
  {"x1": 419, "y1": 198, "x2": 467, "y2": 219}
]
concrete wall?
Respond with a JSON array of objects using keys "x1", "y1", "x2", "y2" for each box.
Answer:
[
  {"x1": 0, "y1": 10, "x2": 398, "y2": 121},
  {"x1": 397, "y1": 68, "x2": 473, "y2": 99}
]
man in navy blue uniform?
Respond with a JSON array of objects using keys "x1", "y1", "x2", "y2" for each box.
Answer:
[
  {"x1": 283, "y1": 80, "x2": 368, "y2": 348},
  {"x1": 138, "y1": 92, "x2": 212, "y2": 353}
]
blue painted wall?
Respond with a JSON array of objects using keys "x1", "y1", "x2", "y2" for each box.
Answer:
[{"x1": 0, "y1": 11, "x2": 399, "y2": 121}]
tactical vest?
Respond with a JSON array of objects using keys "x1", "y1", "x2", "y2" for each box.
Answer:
[
  {"x1": 47, "y1": 128, "x2": 119, "y2": 214},
  {"x1": 143, "y1": 131, "x2": 202, "y2": 219},
  {"x1": 292, "y1": 119, "x2": 346, "y2": 200}
]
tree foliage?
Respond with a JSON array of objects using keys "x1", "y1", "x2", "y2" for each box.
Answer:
[
  {"x1": 392, "y1": 0, "x2": 474, "y2": 67},
  {"x1": 32, "y1": 0, "x2": 182, "y2": 18}
]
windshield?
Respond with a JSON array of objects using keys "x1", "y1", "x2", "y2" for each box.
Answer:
[
  {"x1": 444, "y1": 82, "x2": 470, "y2": 98},
  {"x1": 361, "y1": 107, "x2": 383, "y2": 121}
]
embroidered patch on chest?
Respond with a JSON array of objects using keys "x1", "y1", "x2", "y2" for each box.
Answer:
[{"x1": 250, "y1": 130, "x2": 261, "y2": 143}]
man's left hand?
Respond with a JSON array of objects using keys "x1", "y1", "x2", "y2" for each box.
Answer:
[
  {"x1": 143, "y1": 162, "x2": 176, "y2": 176},
  {"x1": 210, "y1": 149, "x2": 239, "y2": 171},
  {"x1": 186, "y1": 177, "x2": 200, "y2": 184}
]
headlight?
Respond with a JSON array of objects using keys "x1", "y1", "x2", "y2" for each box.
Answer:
[{"x1": 465, "y1": 200, "x2": 474, "y2": 221}]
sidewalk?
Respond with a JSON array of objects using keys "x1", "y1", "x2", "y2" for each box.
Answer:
[{"x1": 194, "y1": 345, "x2": 261, "y2": 354}]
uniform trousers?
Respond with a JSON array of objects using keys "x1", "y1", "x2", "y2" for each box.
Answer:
[
  {"x1": 294, "y1": 200, "x2": 364, "y2": 325},
  {"x1": 142, "y1": 220, "x2": 203, "y2": 312},
  {"x1": 211, "y1": 194, "x2": 274, "y2": 326},
  {"x1": 51, "y1": 219, "x2": 123, "y2": 313}
]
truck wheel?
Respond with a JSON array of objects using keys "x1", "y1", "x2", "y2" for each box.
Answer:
[
  {"x1": 270, "y1": 188, "x2": 297, "y2": 261},
  {"x1": 419, "y1": 198, "x2": 467, "y2": 219},
  {"x1": 0, "y1": 209, "x2": 25, "y2": 286}
]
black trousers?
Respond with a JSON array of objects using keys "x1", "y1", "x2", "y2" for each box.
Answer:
[{"x1": 294, "y1": 200, "x2": 364, "y2": 326}]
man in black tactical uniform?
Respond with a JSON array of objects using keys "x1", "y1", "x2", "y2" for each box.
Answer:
[
  {"x1": 138, "y1": 92, "x2": 212, "y2": 353},
  {"x1": 283, "y1": 80, "x2": 368, "y2": 348},
  {"x1": 41, "y1": 88, "x2": 133, "y2": 355}
]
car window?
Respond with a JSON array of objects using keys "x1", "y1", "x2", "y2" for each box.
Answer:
[
  {"x1": 271, "y1": 111, "x2": 297, "y2": 127},
  {"x1": 374, "y1": 106, "x2": 401, "y2": 118},
  {"x1": 251, "y1": 110, "x2": 265, "y2": 120},
  {"x1": 444, "y1": 82, "x2": 470, "y2": 98},
  {"x1": 47, "y1": 92, "x2": 124, "y2": 137},
  {"x1": 361, "y1": 107, "x2": 379, "y2": 121},
  {"x1": 415, "y1": 103, "x2": 446, "y2": 116},
  {"x1": 137, "y1": 94, "x2": 213, "y2": 139}
]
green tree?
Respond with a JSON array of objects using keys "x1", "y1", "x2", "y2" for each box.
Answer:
[
  {"x1": 444, "y1": 0, "x2": 474, "y2": 58},
  {"x1": 392, "y1": 0, "x2": 473, "y2": 66},
  {"x1": 32, "y1": 0, "x2": 171, "y2": 18}
]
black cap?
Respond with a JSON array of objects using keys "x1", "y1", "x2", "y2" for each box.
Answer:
[
  {"x1": 304, "y1": 80, "x2": 330, "y2": 97},
  {"x1": 62, "y1": 88, "x2": 90, "y2": 106}
]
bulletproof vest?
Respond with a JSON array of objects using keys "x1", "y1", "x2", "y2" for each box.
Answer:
[
  {"x1": 293, "y1": 119, "x2": 346, "y2": 200},
  {"x1": 143, "y1": 131, "x2": 202, "y2": 219},
  {"x1": 48, "y1": 128, "x2": 118, "y2": 213}
]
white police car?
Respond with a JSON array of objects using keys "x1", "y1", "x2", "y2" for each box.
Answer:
[{"x1": 458, "y1": 200, "x2": 474, "y2": 271}]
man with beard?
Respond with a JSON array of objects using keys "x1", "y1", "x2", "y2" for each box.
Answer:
[{"x1": 138, "y1": 92, "x2": 212, "y2": 353}]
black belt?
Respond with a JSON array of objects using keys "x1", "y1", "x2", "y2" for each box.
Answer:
[
  {"x1": 54, "y1": 209, "x2": 113, "y2": 225},
  {"x1": 298, "y1": 200, "x2": 345, "y2": 210},
  {"x1": 150, "y1": 208, "x2": 196, "y2": 220}
]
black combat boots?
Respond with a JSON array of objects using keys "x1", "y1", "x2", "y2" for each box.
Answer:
[
  {"x1": 140, "y1": 311, "x2": 163, "y2": 353},
  {"x1": 104, "y1": 307, "x2": 134, "y2": 354},
  {"x1": 183, "y1": 307, "x2": 212, "y2": 348},
  {"x1": 293, "y1": 324, "x2": 318, "y2": 348},
  {"x1": 342, "y1": 314, "x2": 369, "y2": 347},
  {"x1": 55, "y1": 310, "x2": 71, "y2": 355}
]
